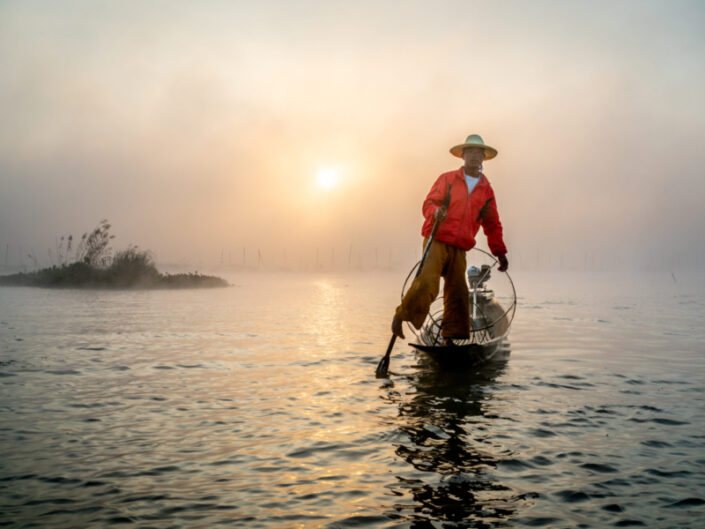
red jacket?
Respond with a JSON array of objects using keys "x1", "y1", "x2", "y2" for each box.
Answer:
[{"x1": 421, "y1": 167, "x2": 507, "y2": 256}]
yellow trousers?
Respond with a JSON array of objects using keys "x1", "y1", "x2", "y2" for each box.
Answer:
[{"x1": 394, "y1": 239, "x2": 470, "y2": 338}]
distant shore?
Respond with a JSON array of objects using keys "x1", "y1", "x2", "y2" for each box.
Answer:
[
  {"x1": 0, "y1": 220, "x2": 227, "y2": 290},
  {"x1": 0, "y1": 261, "x2": 228, "y2": 289}
]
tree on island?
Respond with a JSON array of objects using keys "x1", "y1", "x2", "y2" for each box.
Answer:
[{"x1": 0, "y1": 220, "x2": 227, "y2": 289}]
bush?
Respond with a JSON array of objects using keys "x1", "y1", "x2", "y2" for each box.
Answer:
[{"x1": 108, "y1": 246, "x2": 160, "y2": 286}]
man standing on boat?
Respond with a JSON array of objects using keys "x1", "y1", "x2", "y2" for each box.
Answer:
[{"x1": 391, "y1": 134, "x2": 508, "y2": 345}]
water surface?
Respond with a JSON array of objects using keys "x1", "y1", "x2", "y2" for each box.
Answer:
[{"x1": 1, "y1": 271, "x2": 703, "y2": 527}]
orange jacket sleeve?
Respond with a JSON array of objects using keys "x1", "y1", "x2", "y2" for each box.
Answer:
[
  {"x1": 480, "y1": 191, "x2": 507, "y2": 257},
  {"x1": 422, "y1": 174, "x2": 448, "y2": 221}
]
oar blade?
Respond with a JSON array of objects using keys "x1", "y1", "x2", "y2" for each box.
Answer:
[
  {"x1": 375, "y1": 355, "x2": 390, "y2": 378},
  {"x1": 375, "y1": 334, "x2": 397, "y2": 378}
]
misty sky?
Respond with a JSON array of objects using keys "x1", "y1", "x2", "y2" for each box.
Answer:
[{"x1": 1, "y1": 0, "x2": 704, "y2": 270}]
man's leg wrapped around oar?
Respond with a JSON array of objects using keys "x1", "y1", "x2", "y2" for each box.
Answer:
[{"x1": 392, "y1": 239, "x2": 471, "y2": 341}]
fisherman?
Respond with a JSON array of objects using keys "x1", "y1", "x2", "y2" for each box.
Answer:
[{"x1": 391, "y1": 134, "x2": 508, "y2": 345}]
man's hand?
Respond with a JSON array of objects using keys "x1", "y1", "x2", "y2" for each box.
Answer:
[
  {"x1": 497, "y1": 254, "x2": 509, "y2": 272},
  {"x1": 434, "y1": 206, "x2": 448, "y2": 221}
]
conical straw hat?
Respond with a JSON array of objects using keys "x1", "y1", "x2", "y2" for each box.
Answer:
[{"x1": 449, "y1": 134, "x2": 498, "y2": 160}]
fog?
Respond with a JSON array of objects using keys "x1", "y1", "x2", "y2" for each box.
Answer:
[{"x1": 1, "y1": 0, "x2": 704, "y2": 273}]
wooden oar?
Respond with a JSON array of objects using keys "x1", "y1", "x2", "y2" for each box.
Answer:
[{"x1": 375, "y1": 185, "x2": 452, "y2": 378}]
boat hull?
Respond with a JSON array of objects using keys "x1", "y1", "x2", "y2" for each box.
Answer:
[{"x1": 410, "y1": 340, "x2": 502, "y2": 367}]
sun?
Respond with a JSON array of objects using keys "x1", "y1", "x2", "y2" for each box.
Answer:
[{"x1": 316, "y1": 166, "x2": 340, "y2": 190}]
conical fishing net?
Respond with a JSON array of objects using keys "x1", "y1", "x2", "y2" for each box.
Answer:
[{"x1": 402, "y1": 248, "x2": 516, "y2": 347}]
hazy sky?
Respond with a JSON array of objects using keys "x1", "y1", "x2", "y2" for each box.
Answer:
[{"x1": 1, "y1": 0, "x2": 704, "y2": 269}]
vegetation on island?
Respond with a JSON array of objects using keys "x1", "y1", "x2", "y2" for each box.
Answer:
[{"x1": 0, "y1": 220, "x2": 228, "y2": 289}]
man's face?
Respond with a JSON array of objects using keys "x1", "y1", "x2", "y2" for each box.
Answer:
[{"x1": 462, "y1": 147, "x2": 485, "y2": 167}]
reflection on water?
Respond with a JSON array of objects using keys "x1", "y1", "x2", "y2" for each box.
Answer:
[{"x1": 384, "y1": 351, "x2": 525, "y2": 527}]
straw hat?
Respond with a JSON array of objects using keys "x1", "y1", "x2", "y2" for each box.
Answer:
[{"x1": 449, "y1": 134, "x2": 498, "y2": 160}]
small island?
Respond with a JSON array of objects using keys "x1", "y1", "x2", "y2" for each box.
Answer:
[{"x1": 0, "y1": 220, "x2": 228, "y2": 289}]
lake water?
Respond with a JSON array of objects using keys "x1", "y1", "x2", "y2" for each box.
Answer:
[{"x1": 1, "y1": 270, "x2": 704, "y2": 528}]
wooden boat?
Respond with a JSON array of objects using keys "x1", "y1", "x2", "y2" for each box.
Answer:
[{"x1": 410, "y1": 340, "x2": 503, "y2": 366}]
